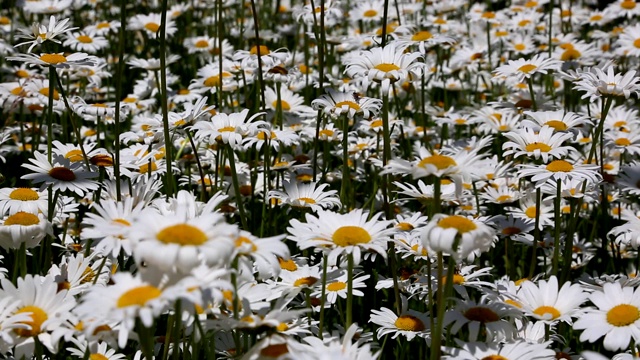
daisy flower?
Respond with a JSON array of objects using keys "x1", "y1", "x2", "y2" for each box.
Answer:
[
  {"x1": 502, "y1": 125, "x2": 575, "y2": 162},
  {"x1": 287, "y1": 209, "x2": 394, "y2": 266},
  {"x1": 312, "y1": 88, "x2": 382, "y2": 119},
  {"x1": 575, "y1": 281, "x2": 640, "y2": 351},
  {"x1": 67, "y1": 339, "x2": 125, "y2": 360},
  {"x1": 443, "y1": 339, "x2": 556, "y2": 360},
  {"x1": 507, "y1": 193, "x2": 555, "y2": 230},
  {"x1": 0, "y1": 211, "x2": 52, "y2": 250},
  {"x1": 0, "y1": 187, "x2": 49, "y2": 215},
  {"x1": 493, "y1": 54, "x2": 562, "y2": 82},
  {"x1": 127, "y1": 13, "x2": 177, "y2": 37},
  {"x1": 444, "y1": 297, "x2": 521, "y2": 342},
  {"x1": 7, "y1": 52, "x2": 97, "y2": 69},
  {"x1": 345, "y1": 43, "x2": 424, "y2": 92},
  {"x1": 370, "y1": 303, "x2": 431, "y2": 341},
  {"x1": 518, "y1": 276, "x2": 587, "y2": 324},
  {"x1": 522, "y1": 110, "x2": 591, "y2": 132},
  {"x1": 130, "y1": 206, "x2": 238, "y2": 274},
  {"x1": 75, "y1": 272, "x2": 168, "y2": 348},
  {"x1": 516, "y1": 158, "x2": 601, "y2": 188},
  {"x1": 15, "y1": 15, "x2": 77, "y2": 52},
  {"x1": 312, "y1": 270, "x2": 370, "y2": 305},
  {"x1": 1, "y1": 275, "x2": 76, "y2": 357},
  {"x1": 63, "y1": 31, "x2": 109, "y2": 53},
  {"x1": 82, "y1": 197, "x2": 145, "y2": 258},
  {"x1": 21, "y1": 151, "x2": 99, "y2": 196},
  {"x1": 421, "y1": 214, "x2": 495, "y2": 261},
  {"x1": 234, "y1": 230, "x2": 289, "y2": 280},
  {"x1": 301, "y1": 324, "x2": 380, "y2": 359},
  {"x1": 574, "y1": 66, "x2": 640, "y2": 101},
  {"x1": 192, "y1": 109, "x2": 266, "y2": 150},
  {"x1": 265, "y1": 86, "x2": 315, "y2": 118},
  {"x1": 268, "y1": 181, "x2": 341, "y2": 212}
]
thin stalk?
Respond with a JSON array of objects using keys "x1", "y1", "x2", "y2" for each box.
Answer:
[
  {"x1": 345, "y1": 252, "x2": 354, "y2": 328},
  {"x1": 159, "y1": 0, "x2": 175, "y2": 197},
  {"x1": 249, "y1": 0, "x2": 266, "y2": 111},
  {"x1": 529, "y1": 187, "x2": 542, "y2": 278},
  {"x1": 551, "y1": 178, "x2": 562, "y2": 275},
  {"x1": 227, "y1": 145, "x2": 249, "y2": 230},
  {"x1": 527, "y1": 76, "x2": 538, "y2": 112},
  {"x1": 340, "y1": 114, "x2": 350, "y2": 211},
  {"x1": 318, "y1": 253, "x2": 328, "y2": 339}
]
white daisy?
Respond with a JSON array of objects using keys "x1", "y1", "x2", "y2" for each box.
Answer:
[{"x1": 21, "y1": 151, "x2": 99, "y2": 196}]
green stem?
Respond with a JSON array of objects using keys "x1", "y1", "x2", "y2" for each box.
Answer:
[
  {"x1": 345, "y1": 252, "x2": 354, "y2": 328},
  {"x1": 227, "y1": 145, "x2": 249, "y2": 230},
  {"x1": 159, "y1": 0, "x2": 175, "y2": 197},
  {"x1": 529, "y1": 187, "x2": 542, "y2": 278},
  {"x1": 551, "y1": 178, "x2": 562, "y2": 275}
]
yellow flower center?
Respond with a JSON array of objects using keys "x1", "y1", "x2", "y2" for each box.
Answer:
[
  {"x1": 496, "y1": 195, "x2": 512, "y2": 203},
  {"x1": 397, "y1": 222, "x2": 414, "y2": 231},
  {"x1": 154, "y1": 223, "x2": 207, "y2": 246},
  {"x1": 278, "y1": 257, "x2": 297, "y2": 271},
  {"x1": 96, "y1": 22, "x2": 110, "y2": 29},
  {"x1": 518, "y1": 19, "x2": 531, "y2": 27},
  {"x1": 249, "y1": 45, "x2": 270, "y2": 55},
  {"x1": 533, "y1": 305, "x2": 561, "y2": 319},
  {"x1": 144, "y1": 22, "x2": 160, "y2": 33},
  {"x1": 77, "y1": 35, "x2": 93, "y2": 43},
  {"x1": 327, "y1": 281, "x2": 347, "y2": 291},
  {"x1": 204, "y1": 75, "x2": 221, "y2": 87},
  {"x1": 418, "y1": 154, "x2": 457, "y2": 170},
  {"x1": 235, "y1": 236, "x2": 257, "y2": 252},
  {"x1": 546, "y1": 160, "x2": 573, "y2": 172},
  {"x1": 560, "y1": 48, "x2": 581, "y2": 61},
  {"x1": 260, "y1": 344, "x2": 289, "y2": 358},
  {"x1": 334, "y1": 100, "x2": 361, "y2": 111},
  {"x1": 39, "y1": 54, "x2": 67, "y2": 65},
  {"x1": 616, "y1": 138, "x2": 632, "y2": 146},
  {"x1": 272, "y1": 100, "x2": 291, "y2": 111},
  {"x1": 48, "y1": 167, "x2": 76, "y2": 181},
  {"x1": 15, "y1": 306, "x2": 48, "y2": 337},
  {"x1": 525, "y1": 142, "x2": 552, "y2": 153},
  {"x1": 219, "y1": 126, "x2": 235, "y2": 132},
  {"x1": 374, "y1": 63, "x2": 400, "y2": 73},
  {"x1": 464, "y1": 307, "x2": 500, "y2": 323},
  {"x1": 437, "y1": 215, "x2": 477, "y2": 233},
  {"x1": 332, "y1": 226, "x2": 371, "y2": 247},
  {"x1": 195, "y1": 39, "x2": 209, "y2": 48},
  {"x1": 607, "y1": 304, "x2": 640, "y2": 326},
  {"x1": 80, "y1": 267, "x2": 96, "y2": 284},
  {"x1": 525, "y1": 206, "x2": 537, "y2": 219},
  {"x1": 502, "y1": 227, "x2": 521, "y2": 236},
  {"x1": 293, "y1": 276, "x2": 318, "y2": 287},
  {"x1": 363, "y1": 9, "x2": 378, "y2": 17},
  {"x1": 544, "y1": 120, "x2": 567, "y2": 131},
  {"x1": 117, "y1": 285, "x2": 162, "y2": 308},
  {"x1": 411, "y1": 31, "x2": 432, "y2": 41},
  {"x1": 297, "y1": 197, "x2": 316, "y2": 204},
  {"x1": 621, "y1": 0, "x2": 637, "y2": 10},
  {"x1": 90, "y1": 354, "x2": 109, "y2": 360},
  {"x1": 482, "y1": 11, "x2": 496, "y2": 19},
  {"x1": 9, "y1": 188, "x2": 39, "y2": 201},
  {"x1": 64, "y1": 149, "x2": 84, "y2": 162},
  {"x1": 38, "y1": 87, "x2": 60, "y2": 100},
  {"x1": 481, "y1": 356, "x2": 508, "y2": 360},
  {"x1": 319, "y1": 129, "x2": 334, "y2": 138},
  {"x1": 394, "y1": 315, "x2": 426, "y2": 331},
  {"x1": 514, "y1": 43, "x2": 526, "y2": 51}
]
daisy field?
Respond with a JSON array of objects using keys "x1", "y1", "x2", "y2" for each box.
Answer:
[{"x1": 1, "y1": 0, "x2": 640, "y2": 359}]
